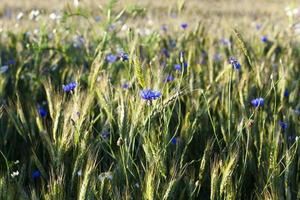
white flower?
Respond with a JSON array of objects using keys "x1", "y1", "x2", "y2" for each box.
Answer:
[
  {"x1": 10, "y1": 171, "x2": 19, "y2": 178},
  {"x1": 29, "y1": 10, "x2": 40, "y2": 21},
  {"x1": 77, "y1": 169, "x2": 82, "y2": 176},
  {"x1": 16, "y1": 12, "x2": 24, "y2": 21},
  {"x1": 285, "y1": 6, "x2": 299, "y2": 17},
  {"x1": 49, "y1": 12, "x2": 62, "y2": 21}
]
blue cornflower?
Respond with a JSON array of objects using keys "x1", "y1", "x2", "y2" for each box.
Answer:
[
  {"x1": 251, "y1": 97, "x2": 264, "y2": 108},
  {"x1": 164, "y1": 75, "x2": 174, "y2": 82},
  {"x1": 261, "y1": 36, "x2": 268, "y2": 43},
  {"x1": 162, "y1": 48, "x2": 170, "y2": 58},
  {"x1": 284, "y1": 89, "x2": 289, "y2": 98},
  {"x1": 63, "y1": 82, "x2": 77, "y2": 92},
  {"x1": 7, "y1": 59, "x2": 16, "y2": 65},
  {"x1": 119, "y1": 52, "x2": 129, "y2": 61},
  {"x1": 229, "y1": 56, "x2": 241, "y2": 70},
  {"x1": 140, "y1": 89, "x2": 161, "y2": 101},
  {"x1": 38, "y1": 107, "x2": 47, "y2": 118},
  {"x1": 181, "y1": 23, "x2": 188, "y2": 30},
  {"x1": 171, "y1": 137, "x2": 177, "y2": 145},
  {"x1": 174, "y1": 64, "x2": 181, "y2": 71},
  {"x1": 161, "y1": 24, "x2": 167, "y2": 32},
  {"x1": 279, "y1": 121, "x2": 287, "y2": 130},
  {"x1": 106, "y1": 54, "x2": 117, "y2": 63},
  {"x1": 121, "y1": 83, "x2": 130, "y2": 89},
  {"x1": 32, "y1": 170, "x2": 41, "y2": 179},
  {"x1": 256, "y1": 24, "x2": 262, "y2": 30},
  {"x1": 101, "y1": 130, "x2": 110, "y2": 140},
  {"x1": 183, "y1": 62, "x2": 188, "y2": 68}
]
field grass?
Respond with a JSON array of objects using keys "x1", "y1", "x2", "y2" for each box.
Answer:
[{"x1": 0, "y1": 0, "x2": 299, "y2": 199}]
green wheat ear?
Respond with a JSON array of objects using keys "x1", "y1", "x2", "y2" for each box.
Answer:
[
  {"x1": 134, "y1": 58, "x2": 145, "y2": 88},
  {"x1": 232, "y1": 28, "x2": 254, "y2": 70}
]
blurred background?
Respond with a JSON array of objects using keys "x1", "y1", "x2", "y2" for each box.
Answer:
[{"x1": 0, "y1": 0, "x2": 295, "y2": 32}]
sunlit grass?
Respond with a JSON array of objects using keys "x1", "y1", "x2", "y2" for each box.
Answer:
[{"x1": 0, "y1": 0, "x2": 299, "y2": 199}]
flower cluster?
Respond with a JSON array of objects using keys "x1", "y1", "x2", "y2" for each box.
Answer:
[
  {"x1": 106, "y1": 54, "x2": 117, "y2": 63},
  {"x1": 279, "y1": 121, "x2": 288, "y2": 130},
  {"x1": 251, "y1": 97, "x2": 264, "y2": 107},
  {"x1": 119, "y1": 52, "x2": 129, "y2": 61},
  {"x1": 181, "y1": 23, "x2": 188, "y2": 30},
  {"x1": 63, "y1": 82, "x2": 77, "y2": 92},
  {"x1": 140, "y1": 89, "x2": 161, "y2": 101},
  {"x1": 164, "y1": 75, "x2": 174, "y2": 82},
  {"x1": 229, "y1": 56, "x2": 241, "y2": 70}
]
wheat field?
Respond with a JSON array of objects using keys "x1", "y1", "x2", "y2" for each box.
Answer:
[{"x1": 0, "y1": 0, "x2": 299, "y2": 199}]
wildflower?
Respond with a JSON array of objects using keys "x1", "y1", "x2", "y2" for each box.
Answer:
[
  {"x1": 279, "y1": 121, "x2": 288, "y2": 130},
  {"x1": 38, "y1": 107, "x2": 47, "y2": 118},
  {"x1": 16, "y1": 12, "x2": 24, "y2": 20},
  {"x1": 183, "y1": 61, "x2": 188, "y2": 68},
  {"x1": 161, "y1": 24, "x2": 167, "y2": 32},
  {"x1": 174, "y1": 64, "x2": 181, "y2": 71},
  {"x1": 77, "y1": 169, "x2": 82, "y2": 176},
  {"x1": 29, "y1": 9, "x2": 40, "y2": 21},
  {"x1": 121, "y1": 83, "x2": 130, "y2": 89},
  {"x1": 284, "y1": 89, "x2": 289, "y2": 98},
  {"x1": 119, "y1": 52, "x2": 129, "y2": 61},
  {"x1": 49, "y1": 12, "x2": 62, "y2": 21},
  {"x1": 7, "y1": 59, "x2": 16, "y2": 65},
  {"x1": 171, "y1": 137, "x2": 177, "y2": 145},
  {"x1": 164, "y1": 75, "x2": 174, "y2": 82},
  {"x1": 251, "y1": 97, "x2": 264, "y2": 108},
  {"x1": 106, "y1": 54, "x2": 117, "y2": 63},
  {"x1": 32, "y1": 170, "x2": 41, "y2": 179},
  {"x1": 101, "y1": 131, "x2": 110, "y2": 140},
  {"x1": 229, "y1": 56, "x2": 241, "y2": 70},
  {"x1": 11, "y1": 171, "x2": 19, "y2": 178},
  {"x1": 220, "y1": 38, "x2": 231, "y2": 46},
  {"x1": 261, "y1": 36, "x2": 268, "y2": 43},
  {"x1": 288, "y1": 135, "x2": 299, "y2": 142},
  {"x1": 63, "y1": 82, "x2": 77, "y2": 92},
  {"x1": 181, "y1": 23, "x2": 188, "y2": 30},
  {"x1": 162, "y1": 48, "x2": 170, "y2": 58},
  {"x1": 140, "y1": 89, "x2": 161, "y2": 101},
  {"x1": 256, "y1": 24, "x2": 262, "y2": 30}
]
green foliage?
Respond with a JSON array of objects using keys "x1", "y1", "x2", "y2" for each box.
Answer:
[{"x1": 0, "y1": 1, "x2": 299, "y2": 200}]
